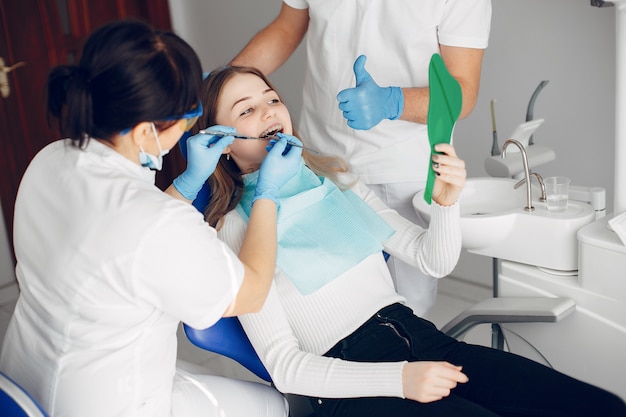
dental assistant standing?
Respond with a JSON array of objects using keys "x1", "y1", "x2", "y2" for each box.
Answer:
[
  {"x1": 0, "y1": 19, "x2": 301, "y2": 417},
  {"x1": 231, "y1": 0, "x2": 491, "y2": 316}
]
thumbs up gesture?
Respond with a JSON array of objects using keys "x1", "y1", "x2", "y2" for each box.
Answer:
[{"x1": 336, "y1": 55, "x2": 404, "y2": 130}]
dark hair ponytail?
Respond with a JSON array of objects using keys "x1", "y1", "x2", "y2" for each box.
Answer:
[
  {"x1": 46, "y1": 19, "x2": 202, "y2": 148},
  {"x1": 47, "y1": 65, "x2": 93, "y2": 147}
]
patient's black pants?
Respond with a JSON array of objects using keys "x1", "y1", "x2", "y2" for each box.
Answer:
[{"x1": 306, "y1": 303, "x2": 626, "y2": 417}]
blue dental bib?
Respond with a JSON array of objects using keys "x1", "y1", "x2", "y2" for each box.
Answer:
[{"x1": 236, "y1": 164, "x2": 394, "y2": 295}]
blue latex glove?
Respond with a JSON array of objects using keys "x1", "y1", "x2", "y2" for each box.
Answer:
[
  {"x1": 173, "y1": 125, "x2": 235, "y2": 200},
  {"x1": 336, "y1": 55, "x2": 404, "y2": 130},
  {"x1": 253, "y1": 133, "x2": 303, "y2": 204}
]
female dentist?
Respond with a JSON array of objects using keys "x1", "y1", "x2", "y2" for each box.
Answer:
[{"x1": 0, "y1": 19, "x2": 301, "y2": 417}]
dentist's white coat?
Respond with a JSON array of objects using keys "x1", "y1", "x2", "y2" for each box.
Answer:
[{"x1": 0, "y1": 139, "x2": 284, "y2": 417}]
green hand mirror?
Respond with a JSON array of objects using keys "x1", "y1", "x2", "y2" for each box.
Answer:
[{"x1": 424, "y1": 53, "x2": 462, "y2": 204}]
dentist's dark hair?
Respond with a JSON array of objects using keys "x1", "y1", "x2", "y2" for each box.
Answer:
[{"x1": 46, "y1": 19, "x2": 203, "y2": 147}]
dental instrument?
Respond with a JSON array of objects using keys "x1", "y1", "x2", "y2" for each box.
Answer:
[
  {"x1": 199, "y1": 129, "x2": 321, "y2": 154},
  {"x1": 490, "y1": 99, "x2": 500, "y2": 156}
]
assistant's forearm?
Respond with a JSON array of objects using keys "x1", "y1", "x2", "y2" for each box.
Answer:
[
  {"x1": 398, "y1": 87, "x2": 430, "y2": 125},
  {"x1": 398, "y1": 80, "x2": 478, "y2": 125},
  {"x1": 231, "y1": 3, "x2": 308, "y2": 75},
  {"x1": 230, "y1": 30, "x2": 292, "y2": 74}
]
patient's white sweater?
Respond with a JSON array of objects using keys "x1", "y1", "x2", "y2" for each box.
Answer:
[{"x1": 217, "y1": 180, "x2": 461, "y2": 399}]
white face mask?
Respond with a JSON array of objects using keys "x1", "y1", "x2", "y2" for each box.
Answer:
[{"x1": 138, "y1": 122, "x2": 169, "y2": 171}]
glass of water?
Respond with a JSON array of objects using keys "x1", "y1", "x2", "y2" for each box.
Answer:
[{"x1": 544, "y1": 176, "x2": 570, "y2": 212}]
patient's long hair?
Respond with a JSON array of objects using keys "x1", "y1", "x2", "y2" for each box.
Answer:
[{"x1": 195, "y1": 66, "x2": 352, "y2": 228}]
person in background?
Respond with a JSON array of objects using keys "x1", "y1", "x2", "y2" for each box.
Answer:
[
  {"x1": 229, "y1": 0, "x2": 492, "y2": 316},
  {"x1": 198, "y1": 64, "x2": 626, "y2": 417},
  {"x1": 0, "y1": 20, "x2": 301, "y2": 417}
]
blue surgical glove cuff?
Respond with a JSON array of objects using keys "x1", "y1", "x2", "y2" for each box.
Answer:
[
  {"x1": 252, "y1": 133, "x2": 303, "y2": 204},
  {"x1": 173, "y1": 172, "x2": 203, "y2": 201},
  {"x1": 173, "y1": 127, "x2": 235, "y2": 201},
  {"x1": 252, "y1": 184, "x2": 280, "y2": 205},
  {"x1": 387, "y1": 86, "x2": 404, "y2": 120}
]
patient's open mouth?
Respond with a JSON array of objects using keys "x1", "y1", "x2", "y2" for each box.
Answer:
[
  {"x1": 259, "y1": 126, "x2": 283, "y2": 139},
  {"x1": 199, "y1": 127, "x2": 318, "y2": 153}
]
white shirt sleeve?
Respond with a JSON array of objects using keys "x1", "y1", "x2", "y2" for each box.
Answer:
[
  {"x1": 438, "y1": 0, "x2": 492, "y2": 48},
  {"x1": 283, "y1": 0, "x2": 309, "y2": 10}
]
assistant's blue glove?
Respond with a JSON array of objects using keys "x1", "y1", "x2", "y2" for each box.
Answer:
[
  {"x1": 253, "y1": 133, "x2": 303, "y2": 204},
  {"x1": 336, "y1": 55, "x2": 404, "y2": 130},
  {"x1": 173, "y1": 125, "x2": 235, "y2": 200}
]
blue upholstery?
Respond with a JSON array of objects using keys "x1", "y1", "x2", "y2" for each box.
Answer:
[
  {"x1": 0, "y1": 371, "x2": 49, "y2": 417},
  {"x1": 183, "y1": 319, "x2": 272, "y2": 382}
]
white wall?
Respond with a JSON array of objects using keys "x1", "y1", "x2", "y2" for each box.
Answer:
[{"x1": 0, "y1": 0, "x2": 617, "y2": 287}]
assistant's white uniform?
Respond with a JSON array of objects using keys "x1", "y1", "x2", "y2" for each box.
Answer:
[
  {"x1": 0, "y1": 139, "x2": 286, "y2": 417},
  {"x1": 284, "y1": 0, "x2": 491, "y2": 314}
]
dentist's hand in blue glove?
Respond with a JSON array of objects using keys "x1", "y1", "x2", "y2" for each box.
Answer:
[
  {"x1": 173, "y1": 125, "x2": 236, "y2": 201},
  {"x1": 337, "y1": 55, "x2": 404, "y2": 130},
  {"x1": 254, "y1": 133, "x2": 303, "y2": 204}
]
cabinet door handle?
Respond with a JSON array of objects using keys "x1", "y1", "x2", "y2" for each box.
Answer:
[{"x1": 0, "y1": 57, "x2": 27, "y2": 98}]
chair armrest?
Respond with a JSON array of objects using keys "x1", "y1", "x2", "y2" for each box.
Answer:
[{"x1": 441, "y1": 297, "x2": 576, "y2": 340}]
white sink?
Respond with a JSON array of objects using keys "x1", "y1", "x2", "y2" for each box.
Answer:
[{"x1": 413, "y1": 177, "x2": 596, "y2": 271}]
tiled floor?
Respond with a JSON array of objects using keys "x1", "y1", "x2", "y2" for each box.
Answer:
[{"x1": 0, "y1": 276, "x2": 493, "y2": 383}]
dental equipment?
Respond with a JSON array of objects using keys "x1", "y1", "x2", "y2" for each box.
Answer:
[
  {"x1": 199, "y1": 129, "x2": 321, "y2": 154},
  {"x1": 485, "y1": 122, "x2": 555, "y2": 179},
  {"x1": 526, "y1": 80, "x2": 549, "y2": 146}
]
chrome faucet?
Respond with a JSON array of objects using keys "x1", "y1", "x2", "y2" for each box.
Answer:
[
  {"x1": 514, "y1": 172, "x2": 547, "y2": 203},
  {"x1": 530, "y1": 173, "x2": 546, "y2": 203},
  {"x1": 502, "y1": 139, "x2": 535, "y2": 212}
]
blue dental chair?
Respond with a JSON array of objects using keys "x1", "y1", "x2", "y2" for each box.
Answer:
[{"x1": 0, "y1": 371, "x2": 49, "y2": 417}]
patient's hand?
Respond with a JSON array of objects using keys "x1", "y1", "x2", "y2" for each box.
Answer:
[
  {"x1": 431, "y1": 143, "x2": 466, "y2": 207},
  {"x1": 402, "y1": 361, "x2": 468, "y2": 403}
]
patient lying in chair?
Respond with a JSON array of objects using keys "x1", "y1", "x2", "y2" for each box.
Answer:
[{"x1": 195, "y1": 65, "x2": 626, "y2": 417}]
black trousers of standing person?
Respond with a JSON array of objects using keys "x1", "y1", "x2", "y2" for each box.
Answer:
[{"x1": 306, "y1": 303, "x2": 626, "y2": 417}]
